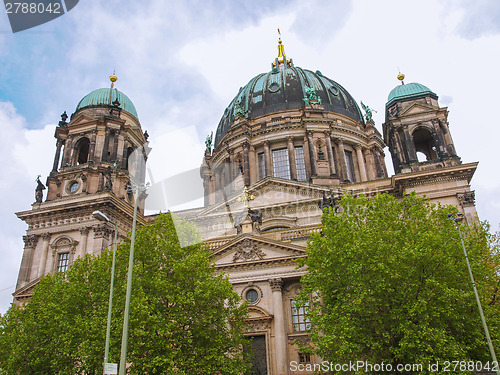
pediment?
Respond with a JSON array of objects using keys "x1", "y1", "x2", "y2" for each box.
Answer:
[
  {"x1": 12, "y1": 277, "x2": 41, "y2": 299},
  {"x1": 213, "y1": 234, "x2": 306, "y2": 268},
  {"x1": 200, "y1": 178, "x2": 334, "y2": 217},
  {"x1": 399, "y1": 102, "x2": 436, "y2": 117}
]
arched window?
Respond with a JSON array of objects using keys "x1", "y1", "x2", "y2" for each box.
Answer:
[
  {"x1": 125, "y1": 146, "x2": 134, "y2": 170},
  {"x1": 74, "y1": 137, "x2": 90, "y2": 165},
  {"x1": 412, "y1": 128, "x2": 437, "y2": 161}
]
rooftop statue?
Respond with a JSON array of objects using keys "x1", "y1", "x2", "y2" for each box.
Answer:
[
  {"x1": 361, "y1": 101, "x2": 377, "y2": 122},
  {"x1": 205, "y1": 131, "x2": 213, "y2": 154}
]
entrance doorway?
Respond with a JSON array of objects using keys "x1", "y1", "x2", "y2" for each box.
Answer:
[{"x1": 245, "y1": 335, "x2": 268, "y2": 375}]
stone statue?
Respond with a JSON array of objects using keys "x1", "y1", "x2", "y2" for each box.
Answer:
[
  {"x1": 58, "y1": 111, "x2": 68, "y2": 127},
  {"x1": 304, "y1": 86, "x2": 322, "y2": 105},
  {"x1": 35, "y1": 175, "x2": 45, "y2": 203},
  {"x1": 205, "y1": 131, "x2": 213, "y2": 154},
  {"x1": 361, "y1": 101, "x2": 377, "y2": 123},
  {"x1": 319, "y1": 191, "x2": 339, "y2": 212},
  {"x1": 102, "y1": 166, "x2": 113, "y2": 191}
]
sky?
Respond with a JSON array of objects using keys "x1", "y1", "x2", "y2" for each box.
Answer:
[{"x1": 1, "y1": 0, "x2": 500, "y2": 314}]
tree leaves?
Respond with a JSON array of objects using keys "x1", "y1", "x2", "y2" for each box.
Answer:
[
  {"x1": 0, "y1": 213, "x2": 249, "y2": 374},
  {"x1": 298, "y1": 193, "x2": 500, "y2": 373}
]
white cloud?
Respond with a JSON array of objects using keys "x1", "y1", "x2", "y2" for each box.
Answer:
[{"x1": 0, "y1": 102, "x2": 54, "y2": 314}]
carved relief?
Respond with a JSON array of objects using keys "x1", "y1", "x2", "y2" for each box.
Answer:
[
  {"x1": 233, "y1": 239, "x2": 266, "y2": 262},
  {"x1": 23, "y1": 234, "x2": 39, "y2": 248},
  {"x1": 457, "y1": 191, "x2": 475, "y2": 207},
  {"x1": 288, "y1": 335, "x2": 311, "y2": 346},
  {"x1": 246, "y1": 317, "x2": 272, "y2": 333},
  {"x1": 269, "y1": 278, "x2": 283, "y2": 292},
  {"x1": 79, "y1": 227, "x2": 90, "y2": 236},
  {"x1": 93, "y1": 223, "x2": 112, "y2": 239}
]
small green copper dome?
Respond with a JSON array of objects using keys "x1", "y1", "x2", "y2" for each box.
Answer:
[
  {"x1": 75, "y1": 88, "x2": 138, "y2": 119},
  {"x1": 387, "y1": 82, "x2": 437, "y2": 107}
]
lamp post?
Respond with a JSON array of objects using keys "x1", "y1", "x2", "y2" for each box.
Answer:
[
  {"x1": 118, "y1": 183, "x2": 148, "y2": 375},
  {"x1": 449, "y1": 212, "x2": 500, "y2": 375},
  {"x1": 92, "y1": 210, "x2": 118, "y2": 375}
]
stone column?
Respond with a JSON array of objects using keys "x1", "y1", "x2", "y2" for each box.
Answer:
[
  {"x1": 306, "y1": 131, "x2": 318, "y2": 177},
  {"x1": 52, "y1": 138, "x2": 63, "y2": 172},
  {"x1": 37, "y1": 233, "x2": 51, "y2": 278},
  {"x1": 263, "y1": 141, "x2": 272, "y2": 177},
  {"x1": 334, "y1": 137, "x2": 348, "y2": 181},
  {"x1": 303, "y1": 135, "x2": 311, "y2": 179},
  {"x1": 116, "y1": 132, "x2": 125, "y2": 168},
  {"x1": 269, "y1": 278, "x2": 287, "y2": 375},
  {"x1": 209, "y1": 175, "x2": 215, "y2": 206},
  {"x1": 287, "y1": 136, "x2": 297, "y2": 180},
  {"x1": 121, "y1": 138, "x2": 130, "y2": 169},
  {"x1": 242, "y1": 142, "x2": 251, "y2": 186},
  {"x1": 88, "y1": 129, "x2": 97, "y2": 164},
  {"x1": 18, "y1": 234, "x2": 39, "y2": 284},
  {"x1": 102, "y1": 128, "x2": 111, "y2": 162},
  {"x1": 227, "y1": 149, "x2": 235, "y2": 190},
  {"x1": 355, "y1": 145, "x2": 368, "y2": 182},
  {"x1": 249, "y1": 145, "x2": 257, "y2": 185},
  {"x1": 403, "y1": 126, "x2": 417, "y2": 163},
  {"x1": 78, "y1": 227, "x2": 90, "y2": 258},
  {"x1": 111, "y1": 130, "x2": 120, "y2": 163},
  {"x1": 61, "y1": 137, "x2": 73, "y2": 167},
  {"x1": 324, "y1": 131, "x2": 336, "y2": 176},
  {"x1": 364, "y1": 148, "x2": 376, "y2": 181},
  {"x1": 373, "y1": 147, "x2": 384, "y2": 178}
]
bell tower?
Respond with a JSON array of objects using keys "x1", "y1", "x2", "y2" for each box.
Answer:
[
  {"x1": 14, "y1": 74, "x2": 149, "y2": 303},
  {"x1": 383, "y1": 74, "x2": 461, "y2": 174}
]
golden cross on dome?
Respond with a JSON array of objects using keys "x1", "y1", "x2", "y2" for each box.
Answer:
[
  {"x1": 273, "y1": 28, "x2": 292, "y2": 69},
  {"x1": 237, "y1": 186, "x2": 255, "y2": 208}
]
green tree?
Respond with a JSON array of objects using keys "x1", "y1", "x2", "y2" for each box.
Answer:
[
  {"x1": 298, "y1": 193, "x2": 500, "y2": 373},
  {"x1": 0, "y1": 213, "x2": 249, "y2": 374}
]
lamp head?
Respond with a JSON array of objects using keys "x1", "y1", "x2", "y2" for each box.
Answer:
[{"x1": 92, "y1": 210, "x2": 110, "y2": 223}]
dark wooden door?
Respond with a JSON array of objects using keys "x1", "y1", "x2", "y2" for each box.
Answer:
[{"x1": 246, "y1": 335, "x2": 268, "y2": 375}]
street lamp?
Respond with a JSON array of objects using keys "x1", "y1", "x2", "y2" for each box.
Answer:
[
  {"x1": 448, "y1": 212, "x2": 500, "y2": 375},
  {"x1": 118, "y1": 183, "x2": 148, "y2": 375},
  {"x1": 92, "y1": 210, "x2": 118, "y2": 375}
]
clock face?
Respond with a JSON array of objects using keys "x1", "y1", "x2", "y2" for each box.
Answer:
[{"x1": 69, "y1": 181, "x2": 79, "y2": 193}]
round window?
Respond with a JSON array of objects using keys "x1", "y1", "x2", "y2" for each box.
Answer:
[
  {"x1": 69, "y1": 181, "x2": 79, "y2": 193},
  {"x1": 330, "y1": 86, "x2": 339, "y2": 96},
  {"x1": 245, "y1": 289, "x2": 259, "y2": 304},
  {"x1": 268, "y1": 82, "x2": 280, "y2": 93}
]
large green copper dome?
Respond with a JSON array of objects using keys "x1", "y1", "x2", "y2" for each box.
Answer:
[
  {"x1": 214, "y1": 66, "x2": 364, "y2": 147},
  {"x1": 75, "y1": 88, "x2": 138, "y2": 119},
  {"x1": 387, "y1": 82, "x2": 437, "y2": 107}
]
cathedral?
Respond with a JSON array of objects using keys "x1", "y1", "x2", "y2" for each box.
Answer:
[{"x1": 13, "y1": 38, "x2": 478, "y2": 375}]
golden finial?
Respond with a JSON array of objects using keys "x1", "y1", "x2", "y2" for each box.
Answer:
[
  {"x1": 397, "y1": 72, "x2": 405, "y2": 85},
  {"x1": 277, "y1": 28, "x2": 285, "y2": 58},
  {"x1": 273, "y1": 28, "x2": 292, "y2": 69},
  {"x1": 109, "y1": 71, "x2": 117, "y2": 88}
]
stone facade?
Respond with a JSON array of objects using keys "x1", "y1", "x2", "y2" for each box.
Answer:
[{"x1": 14, "y1": 52, "x2": 478, "y2": 374}]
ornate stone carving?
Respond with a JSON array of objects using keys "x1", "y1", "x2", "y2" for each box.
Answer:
[
  {"x1": 41, "y1": 233, "x2": 51, "y2": 241},
  {"x1": 269, "y1": 278, "x2": 283, "y2": 292},
  {"x1": 233, "y1": 239, "x2": 266, "y2": 262},
  {"x1": 23, "y1": 234, "x2": 39, "y2": 248},
  {"x1": 93, "y1": 223, "x2": 112, "y2": 239},
  {"x1": 288, "y1": 335, "x2": 311, "y2": 346},
  {"x1": 79, "y1": 227, "x2": 90, "y2": 236},
  {"x1": 457, "y1": 191, "x2": 475, "y2": 207},
  {"x1": 246, "y1": 317, "x2": 272, "y2": 333},
  {"x1": 35, "y1": 175, "x2": 45, "y2": 203}
]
